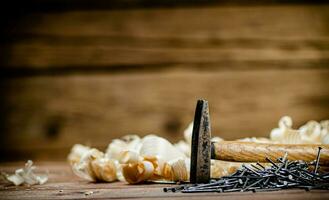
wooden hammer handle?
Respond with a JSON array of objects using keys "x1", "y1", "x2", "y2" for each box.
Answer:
[{"x1": 212, "y1": 141, "x2": 329, "y2": 166}]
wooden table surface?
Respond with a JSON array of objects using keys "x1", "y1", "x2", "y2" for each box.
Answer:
[{"x1": 1, "y1": 162, "x2": 329, "y2": 200}]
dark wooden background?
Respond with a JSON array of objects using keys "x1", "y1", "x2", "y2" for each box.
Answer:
[{"x1": 0, "y1": 1, "x2": 328, "y2": 161}]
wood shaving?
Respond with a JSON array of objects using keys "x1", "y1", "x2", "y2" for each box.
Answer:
[
  {"x1": 68, "y1": 146, "x2": 117, "y2": 182},
  {"x1": 270, "y1": 116, "x2": 329, "y2": 144},
  {"x1": 2, "y1": 160, "x2": 48, "y2": 186},
  {"x1": 84, "y1": 191, "x2": 93, "y2": 196},
  {"x1": 119, "y1": 135, "x2": 189, "y2": 183}
]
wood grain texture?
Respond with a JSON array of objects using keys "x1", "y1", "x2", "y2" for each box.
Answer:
[
  {"x1": 212, "y1": 142, "x2": 329, "y2": 165},
  {"x1": 3, "y1": 0, "x2": 326, "y2": 13},
  {"x1": 1, "y1": 162, "x2": 329, "y2": 200},
  {"x1": 1, "y1": 69, "x2": 329, "y2": 161},
  {"x1": 1, "y1": 5, "x2": 329, "y2": 71}
]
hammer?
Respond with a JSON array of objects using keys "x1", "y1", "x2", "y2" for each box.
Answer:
[{"x1": 190, "y1": 99, "x2": 329, "y2": 183}]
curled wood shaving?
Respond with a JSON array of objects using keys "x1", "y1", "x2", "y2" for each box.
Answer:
[
  {"x1": 321, "y1": 120, "x2": 329, "y2": 144},
  {"x1": 211, "y1": 160, "x2": 242, "y2": 178},
  {"x1": 106, "y1": 135, "x2": 142, "y2": 160},
  {"x1": 270, "y1": 116, "x2": 329, "y2": 144},
  {"x1": 68, "y1": 146, "x2": 117, "y2": 182},
  {"x1": 163, "y1": 158, "x2": 190, "y2": 182},
  {"x1": 2, "y1": 160, "x2": 48, "y2": 186},
  {"x1": 270, "y1": 116, "x2": 302, "y2": 143},
  {"x1": 119, "y1": 135, "x2": 189, "y2": 184},
  {"x1": 84, "y1": 191, "x2": 94, "y2": 196}
]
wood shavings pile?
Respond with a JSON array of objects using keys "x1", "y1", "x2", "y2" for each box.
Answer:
[
  {"x1": 270, "y1": 116, "x2": 329, "y2": 144},
  {"x1": 68, "y1": 116, "x2": 329, "y2": 184},
  {"x1": 69, "y1": 135, "x2": 189, "y2": 184}
]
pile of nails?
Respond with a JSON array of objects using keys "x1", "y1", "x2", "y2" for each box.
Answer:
[{"x1": 164, "y1": 147, "x2": 329, "y2": 193}]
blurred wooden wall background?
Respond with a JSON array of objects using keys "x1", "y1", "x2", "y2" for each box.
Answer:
[{"x1": 0, "y1": 1, "x2": 328, "y2": 161}]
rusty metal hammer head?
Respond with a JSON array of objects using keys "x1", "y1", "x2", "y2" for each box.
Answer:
[{"x1": 190, "y1": 99, "x2": 212, "y2": 183}]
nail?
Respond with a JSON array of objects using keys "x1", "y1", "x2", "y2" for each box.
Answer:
[
  {"x1": 314, "y1": 147, "x2": 322, "y2": 174},
  {"x1": 242, "y1": 178, "x2": 264, "y2": 191},
  {"x1": 266, "y1": 157, "x2": 279, "y2": 169},
  {"x1": 223, "y1": 188, "x2": 242, "y2": 193},
  {"x1": 242, "y1": 178, "x2": 249, "y2": 189},
  {"x1": 250, "y1": 164, "x2": 262, "y2": 171},
  {"x1": 165, "y1": 153, "x2": 327, "y2": 194},
  {"x1": 256, "y1": 162, "x2": 266, "y2": 170},
  {"x1": 243, "y1": 164, "x2": 261, "y2": 176}
]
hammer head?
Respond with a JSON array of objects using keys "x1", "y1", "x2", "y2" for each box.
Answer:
[{"x1": 190, "y1": 99, "x2": 211, "y2": 183}]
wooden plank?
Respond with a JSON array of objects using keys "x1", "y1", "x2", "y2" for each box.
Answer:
[
  {"x1": 1, "y1": 186, "x2": 328, "y2": 200},
  {"x1": 13, "y1": 5, "x2": 329, "y2": 38},
  {"x1": 1, "y1": 162, "x2": 329, "y2": 200},
  {"x1": 2, "y1": 5, "x2": 329, "y2": 70},
  {"x1": 1, "y1": 68, "x2": 328, "y2": 160},
  {"x1": 3, "y1": 0, "x2": 326, "y2": 13},
  {"x1": 5, "y1": 40, "x2": 328, "y2": 69}
]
